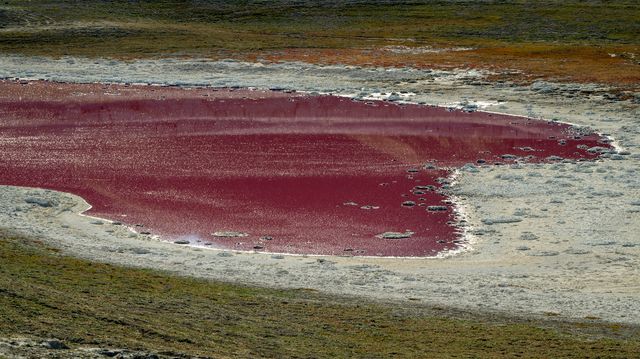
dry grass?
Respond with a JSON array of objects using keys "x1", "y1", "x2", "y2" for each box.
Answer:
[
  {"x1": 0, "y1": 1, "x2": 638, "y2": 86},
  {"x1": 1, "y1": 234, "x2": 639, "y2": 358}
]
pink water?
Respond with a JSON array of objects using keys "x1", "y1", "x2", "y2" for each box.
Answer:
[{"x1": 0, "y1": 83, "x2": 608, "y2": 256}]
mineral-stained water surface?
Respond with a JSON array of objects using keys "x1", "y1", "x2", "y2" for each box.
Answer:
[{"x1": 0, "y1": 82, "x2": 609, "y2": 256}]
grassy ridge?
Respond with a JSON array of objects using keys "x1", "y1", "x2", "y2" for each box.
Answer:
[
  {"x1": 1, "y1": 234, "x2": 639, "y2": 358},
  {"x1": 0, "y1": 1, "x2": 639, "y2": 85},
  {"x1": 2, "y1": 1, "x2": 639, "y2": 45}
]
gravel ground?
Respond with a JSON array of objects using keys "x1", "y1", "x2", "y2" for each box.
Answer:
[{"x1": 0, "y1": 55, "x2": 638, "y2": 324}]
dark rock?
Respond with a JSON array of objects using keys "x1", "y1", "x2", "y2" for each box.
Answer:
[
  {"x1": 427, "y1": 205, "x2": 448, "y2": 211},
  {"x1": 25, "y1": 197, "x2": 54, "y2": 207},
  {"x1": 41, "y1": 339, "x2": 68, "y2": 350},
  {"x1": 174, "y1": 240, "x2": 189, "y2": 244}
]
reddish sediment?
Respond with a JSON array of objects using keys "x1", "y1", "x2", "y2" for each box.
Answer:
[{"x1": 0, "y1": 81, "x2": 609, "y2": 256}]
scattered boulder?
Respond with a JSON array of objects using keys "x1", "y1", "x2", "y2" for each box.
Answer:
[
  {"x1": 25, "y1": 197, "x2": 54, "y2": 207},
  {"x1": 41, "y1": 339, "x2": 68, "y2": 350}
]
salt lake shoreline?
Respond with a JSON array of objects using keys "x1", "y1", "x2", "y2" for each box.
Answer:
[{"x1": 0, "y1": 55, "x2": 639, "y2": 325}]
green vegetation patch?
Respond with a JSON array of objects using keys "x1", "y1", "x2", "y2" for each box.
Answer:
[{"x1": 0, "y1": 234, "x2": 639, "y2": 358}]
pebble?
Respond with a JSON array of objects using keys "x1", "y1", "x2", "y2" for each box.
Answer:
[
  {"x1": 41, "y1": 339, "x2": 68, "y2": 350},
  {"x1": 481, "y1": 217, "x2": 523, "y2": 225},
  {"x1": 211, "y1": 231, "x2": 248, "y2": 238},
  {"x1": 461, "y1": 163, "x2": 479, "y2": 173},
  {"x1": 565, "y1": 248, "x2": 591, "y2": 255},
  {"x1": 377, "y1": 231, "x2": 414, "y2": 239},
  {"x1": 427, "y1": 205, "x2": 448, "y2": 211},
  {"x1": 526, "y1": 251, "x2": 560, "y2": 257}
]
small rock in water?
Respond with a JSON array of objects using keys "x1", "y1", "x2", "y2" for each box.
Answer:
[
  {"x1": 414, "y1": 185, "x2": 435, "y2": 191},
  {"x1": 402, "y1": 201, "x2": 416, "y2": 207},
  {"x1": 427, "y1": 205, "x2": 448, "y2": 211},
  {"x1": 377, "y1": 231, "x2": 415, "y2": 239},
  {"x1": 260, "y1": 236, "x2": 273, "y2": 241},
  {"x1": 360, "y1": 205, "x2": 380, "y2": 210},
  {"x1": 212, "y1": 231, "x2": 249, "y2": 238}
]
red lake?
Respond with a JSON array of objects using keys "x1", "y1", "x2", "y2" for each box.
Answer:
[{"x1": 0, "y1": 81, "x2": 609, "y2": 256}]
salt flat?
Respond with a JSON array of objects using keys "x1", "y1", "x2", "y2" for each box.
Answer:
[{"x1": 0, "y1": 55, "x2": 638, "y2": 324}]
